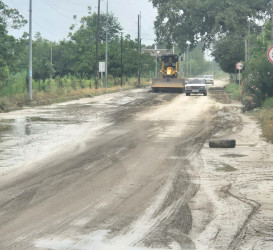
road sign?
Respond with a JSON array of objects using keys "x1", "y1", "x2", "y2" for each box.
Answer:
[
  {"x1": 236, "y1": 62, "x2": 243, "y2": 70},
  {"x1": 267, "y1": 46, "x2": 273, "y2": 63},
  {"x1": 99, "y1": 62, "x2": 105, "y2": 72}
]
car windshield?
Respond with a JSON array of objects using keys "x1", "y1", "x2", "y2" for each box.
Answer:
[{"x1": 204, "y1": 75, "x2": 213, "y2": 79}]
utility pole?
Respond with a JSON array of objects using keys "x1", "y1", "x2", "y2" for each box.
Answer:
[
  {"x1": 50, "y1": 45, "x2": 53, "y2": 64},
  {"x1": 120, "y1": 32, "x2": 123, "y2": 87},
  {"x1": 105, "y1": 0, "x2": 108, "y2": 88},
  {"x1": 137, "y1": 14, "x2": 141, "y2": 85},
  {"x1": 271, "y1": 0, "x2": 273, "y2": 46},
  {"x1": 248, "y1": 20, "x2": 251, "y2": 62},
  {"x1": 155, "y1": 44, "x2": 158, "y2": 77},
  {"x1": 189, "y1": 51, "x2": 192, "y2": 77},
  {"x1": 50, "y1": 44, "x2": 53, "y2": 79},
  {"x1": 28, "y1": 0, "x2": 32, "y2": 101},
  {"x1": 95, "y1": 0, "x2": 101, "y2": 89},
  {"x1": 186, "y1": 44, "x2": 189, "y2": 77}
]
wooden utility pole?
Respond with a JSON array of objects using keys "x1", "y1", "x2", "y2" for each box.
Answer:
[{"x1": 95, "y1": 0, "x2": 101, "y2": 89}]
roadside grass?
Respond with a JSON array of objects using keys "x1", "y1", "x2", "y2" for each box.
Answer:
[
  {"x1": 225, "y1": 83, "x2": 273, "y2": 143},
  {"x1": 0, "y1": 77, "x2": 151, "y2": 113},
  {"x1": 225, "y1": 83, "x2": 241, "y2": 100},
  {"x1": 258, "y1": 103, "x2": 273, "y2": 143}
]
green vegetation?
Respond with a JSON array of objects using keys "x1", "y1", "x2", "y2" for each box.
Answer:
[
  {"x1": 0, "y1": 75, "x2": 151, "y2": 112},
  {"x1": 0, "y1": 2, "x2": 155, "y2": 105},
  {"x1": 225, "y1": 84, "x2": 241, "y2": 100}
]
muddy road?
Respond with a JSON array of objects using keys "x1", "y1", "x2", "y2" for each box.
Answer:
[{"x1": 0, "y1": 80, "x2": 273, "y2": 250}]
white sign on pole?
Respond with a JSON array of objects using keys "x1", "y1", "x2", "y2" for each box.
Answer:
[
  {"x1": 267, "y1": 46, "x2": 273, "y2": 63},
  {"x1": 99, "y1": 62, "x2": 105, "y2": 72}
]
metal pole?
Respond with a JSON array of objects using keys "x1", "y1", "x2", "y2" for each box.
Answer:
[
  {"x1": 248, "y1": 20, "x2": 251, "y2": 62},
  {"x1": 271, "y1": 0, "x2": 273, "y2": 46},
  {"x1": 50, "y1": 44, "x2": 53, "y2": 79},
  {"x1": 95, "y1": 0, "x2": 101, "y2": 89},
  {"x1": 105, "y1": 0, "x2": 108, "y2": 88},
  {"x1": 155, "y1": 55, "x2": 158, "y2": 77},
  {"x1": 121, "y1": 32, "x2": 123, "y2": 87},
  {"x1": 189, "y1": 51, "x2": 192, "y2": 77},
  {"x1": 50, "y1": 45, "x2": 52, "y2": 64},
  {"x1": 137, "y1": 14, "x2": 140, "y2": 85},
  {"x1": 186, "y1": 45, "x2": 189, "y2": 77},
  {"x1": 28, "y1": 0, "x2": 32, "y2": 100}
]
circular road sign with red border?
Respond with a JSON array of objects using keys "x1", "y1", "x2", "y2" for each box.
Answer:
[
  {"x1": 267, "y1": 46, "x2": 273, "y2": 63},
  {"x1": 236, "y1": 62, "x2": 243, "y2": 70}
]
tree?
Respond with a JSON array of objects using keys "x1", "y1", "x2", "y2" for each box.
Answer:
[
  {"x1": 32, "y1": 33, "x2": 55, "y2": 85},
  {"x1": 67, "y1": 8, "x2": 122, "y2": 76},
  {"x1": 151, "y1": 0, "x2": 271, "y2": 52},
  {"x1": 241, "y1": 21, "x2": 273, "y2": 110},
  {"x1": 212, "y1": 33, "x2": 245, "y2": 74},
  {"x1": 0, "y1": 1, "x2": 26, "y2": 87}
]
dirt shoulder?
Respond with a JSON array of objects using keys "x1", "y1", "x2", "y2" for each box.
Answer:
[{"x1": 190, "y1": 81, "x2": 273, "y2": 249}]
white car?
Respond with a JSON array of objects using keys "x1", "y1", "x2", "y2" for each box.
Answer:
[
  {"x1": 203, "y1": 75, "x2": 214, "y2": 85},
  {"x1": 185, "y1": 78, "x2": 207, "y2": 96}
]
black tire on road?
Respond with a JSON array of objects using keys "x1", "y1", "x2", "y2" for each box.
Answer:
[
  {"x1": 209, "y1": 139, "x2": 236, "y2": 148},
  {"x1": 186, "y1": 93, "x2": 190, "y2": 96},
  {"x1": 204, "y1": 92, "x2": 207, "y2": 96}
]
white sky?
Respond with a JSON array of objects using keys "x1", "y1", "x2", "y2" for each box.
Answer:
[{"x1": 3, "y1": 0, "x2": 157, "y2": 45}]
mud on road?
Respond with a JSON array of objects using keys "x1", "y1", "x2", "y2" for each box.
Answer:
[{"x1": 0, "y1": 80, "x2": 272, "y2": 249}]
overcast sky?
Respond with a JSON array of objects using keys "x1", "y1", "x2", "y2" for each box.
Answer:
[{"x1": 4, "y1": 0, "x2": 157, "y2": 45}]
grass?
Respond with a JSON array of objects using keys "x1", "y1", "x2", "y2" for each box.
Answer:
[
  {"x1": 225, "y1": 83, "x2": 241, "y2": 100},
  {"x1": 224, "y1": 82, "x2": 273, "y2": 143},
  {"x1": 0, "y1": 76, "x2": 151, "y2": 112},
  {"x1": 257, "y1": 108, "x2": 273, "y2": 143}
]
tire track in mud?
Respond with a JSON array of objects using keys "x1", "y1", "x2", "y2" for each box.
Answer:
[
  {"x1": 123, "y1": 118, "x2": 215, "y2": 249},
  {"x1": 223, "y1": 185, "x2": 261, "y2": 250}
]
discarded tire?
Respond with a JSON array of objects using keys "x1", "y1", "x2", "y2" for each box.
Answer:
[{"x1": 209, "y1": 139, "x2": 236, "y2": 148}]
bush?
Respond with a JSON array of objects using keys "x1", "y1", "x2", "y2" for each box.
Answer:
[{"x1": 263, "y1": 97, "x2": 273, "y2": 109}]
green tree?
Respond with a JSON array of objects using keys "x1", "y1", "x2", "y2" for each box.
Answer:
[
  {"x1": 32, "y1": 33, "x2": 55, "y2": 86},
  {"x1": 151, "y1": 0, "x2": 270, "y2": 52},
  {"x1": 241, "y1": 21, "x2": 273, "y2": 110},
  {"x1": 67, "y1": 8, "x2": 122, "y2": 76},
  {"x1": 212, "y1": 33, "x2": 245, "y2": 74},
  {"x1": 0, "y1": 1, "x2": 26, "y2": 87}
]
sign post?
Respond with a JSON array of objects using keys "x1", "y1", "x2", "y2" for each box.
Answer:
[
  {"x1": 99, "y1": 62, "x2": 106, "y2": 87},
  {"x1": 267, "y1": 46, "x2": 273, "y2": 63},
  {"x1": 236, "y1": 62, "x2": 244, "y2": 85}
]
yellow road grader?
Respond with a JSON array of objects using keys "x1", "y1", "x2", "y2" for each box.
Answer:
[{"x1": 152, "y1": 54, "x2": 185, "y2": 93}]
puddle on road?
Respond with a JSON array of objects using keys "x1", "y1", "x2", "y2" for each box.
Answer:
[
  {"x1": 220, "y1": 154, "x2": 248, "y2": 158},
  {"x1": 0, "y1": 105, "x2": 96, "y2": 168},
  {"x1": 215, "y1": 163, "x2": 238, "y2": 172},
  {"x1": 35, "y1": 230, "x2": 166, "y2": 250}
]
